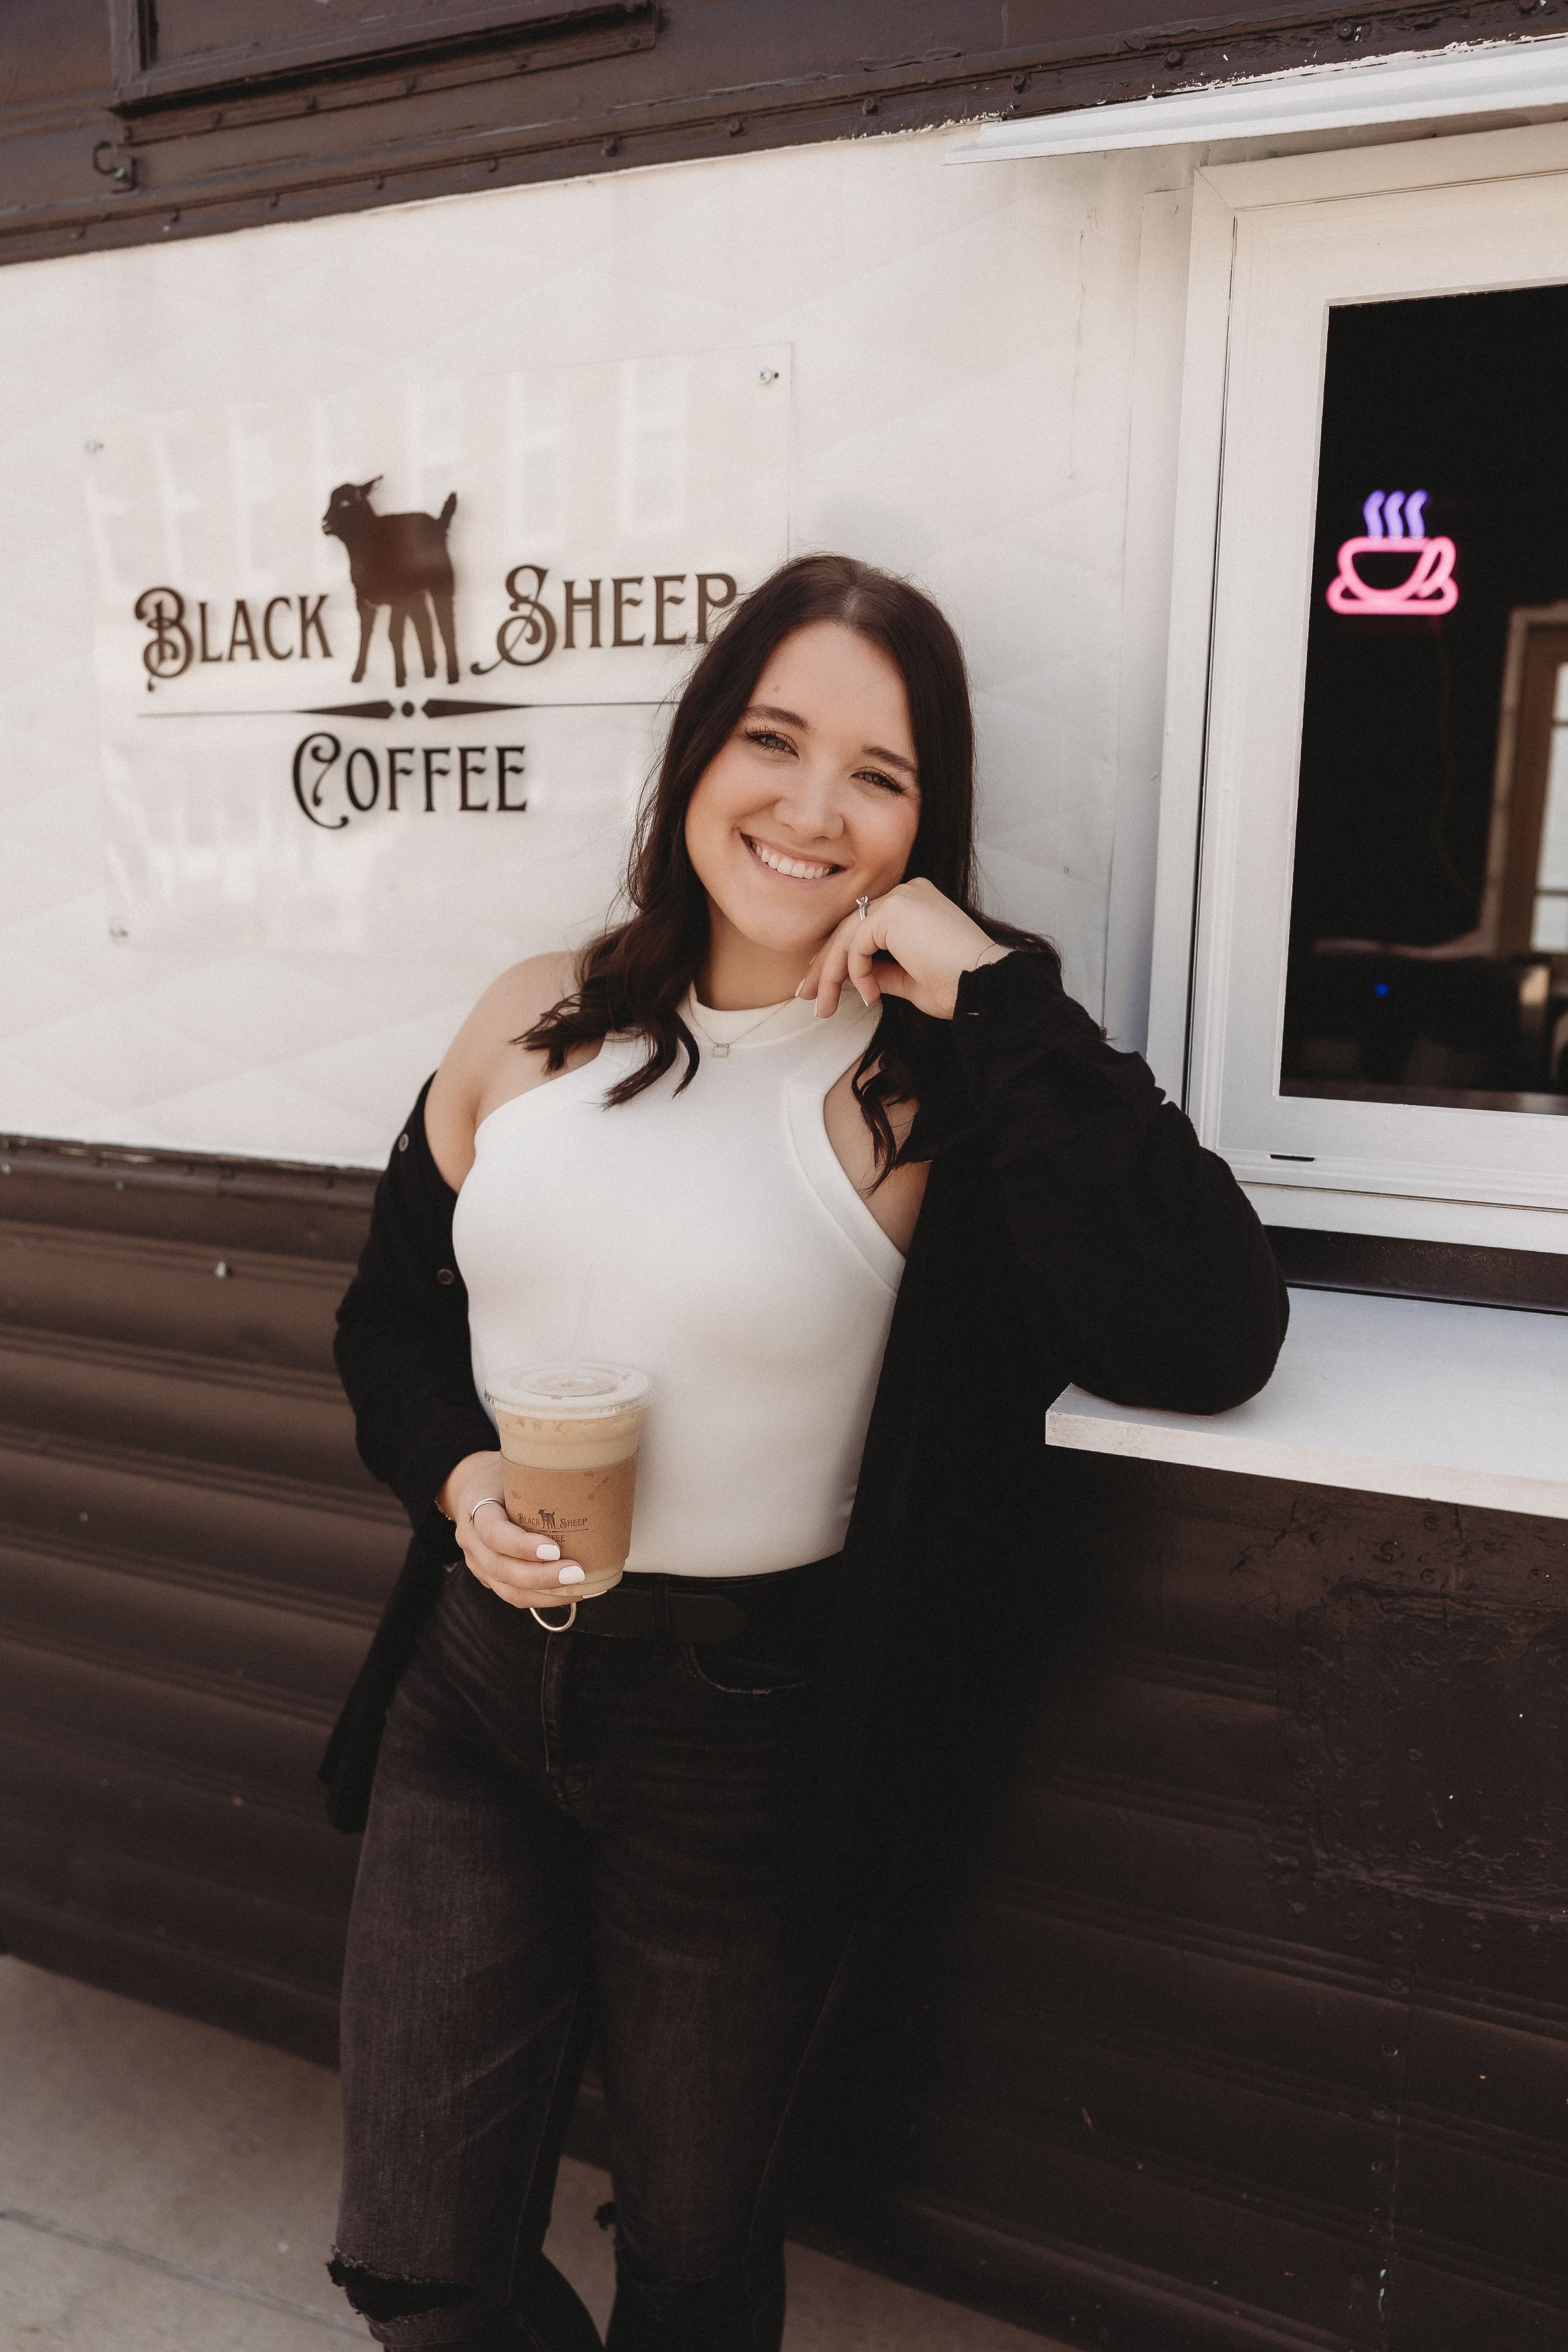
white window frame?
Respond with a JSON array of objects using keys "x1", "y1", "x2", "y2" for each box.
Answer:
[{"x1": 1150, "y1": 119, "x2": 1568, "y2": 1255}]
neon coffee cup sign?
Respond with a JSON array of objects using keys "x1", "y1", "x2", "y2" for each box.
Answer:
[{"x1": 1327, "y1": 490, "x2": 1458, "y2": 616}]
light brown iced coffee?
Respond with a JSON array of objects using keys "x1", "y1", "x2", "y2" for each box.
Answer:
[{"x1": 483, "y1": 1365, "x2": 652, "y2": 1599}]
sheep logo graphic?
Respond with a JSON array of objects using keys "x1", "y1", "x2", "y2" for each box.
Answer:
[{"x1": 321, "y1": 477, "x2": 460, "y2": 689}]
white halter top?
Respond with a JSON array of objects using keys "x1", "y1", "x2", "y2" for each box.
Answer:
[{"x1": 452, "y1": 987, "x2": 904, "y2": 1576}]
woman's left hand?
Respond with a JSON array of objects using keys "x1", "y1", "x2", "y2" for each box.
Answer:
[{"x1": 799, "y1": 877, "x2": 1011, "y2": 1022}]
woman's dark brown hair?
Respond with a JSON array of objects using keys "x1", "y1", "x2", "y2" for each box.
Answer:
[{"x1": 523, "y1": 553, "x2": 1053, "y2": 1172}]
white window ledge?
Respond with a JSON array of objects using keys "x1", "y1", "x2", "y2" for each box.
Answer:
[
  {"x1": 1046, "y1": 1287, "x2": 1568, "y2": 1519},
  {"x1": 946, "y1": 34, "x2": 1568, "y2": 163}
]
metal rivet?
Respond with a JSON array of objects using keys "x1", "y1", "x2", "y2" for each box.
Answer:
[
  {"x1": 603, "y1": 135, "x2": 620, "y2": 155},
  {"x1": 759, "y1": 366, "x2": 777, "y2": 384},
  {"x1": 728, "y1": 117, "x2": 744, "y2": 135},
  {"x1": 862, "y1": 97, "x2": 878, "y2": 115},
  {"x1": 215, "y1": 1261, "x2": 230, "y2": 1279},
  {"x1": 437, "y1": 1266, "x2": 455, "y2": 1285},
  {"x1": 1165, "y1": 48, "x2": 1184, "y2": 65},
  {"x1": 398, "y1": 1133, "x2": 410, "y2": 1152}
]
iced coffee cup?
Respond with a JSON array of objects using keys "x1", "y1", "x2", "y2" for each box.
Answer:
[{"x1": 483, "y1": 1365, "x2": 652, "y2": 1600}]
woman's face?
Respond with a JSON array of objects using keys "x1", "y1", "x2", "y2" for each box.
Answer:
[{"x1": 684, "y1": 621, "x2": 922, "y2": 965}]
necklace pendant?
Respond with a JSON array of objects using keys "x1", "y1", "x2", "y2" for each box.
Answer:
[{"x1": 712, "y1": 1041, "x2": 731, "y2": 1058}]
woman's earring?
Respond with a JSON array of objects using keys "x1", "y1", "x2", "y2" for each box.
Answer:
[{"x1": 856, "y1": 895, "x2": 870, "y2": 921}]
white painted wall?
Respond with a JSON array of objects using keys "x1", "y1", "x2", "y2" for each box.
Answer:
[{"x1": 0, "y1": 124, "x2": 1196, "y2": 1166}]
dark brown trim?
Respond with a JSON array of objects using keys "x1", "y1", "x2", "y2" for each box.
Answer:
[
  {"x1": 1266, "y1": 1224, "x2": 1568, "y2": 1314},
  {"x1": 109, "y1": 1, "x2": 657, "y2": 142},
  {"x1": 108, "y1": 0, "x2": 652, "y2": 115},
  {"x1": 6, "y1": 1135, "x2": 1565, "y2": 1311},
  {"x1": 0, "y1": 1131, "x2": 376, "y2": 1257},
  {"x1": 0, "y1": 3, "x2": 1553, "y2": 270}
]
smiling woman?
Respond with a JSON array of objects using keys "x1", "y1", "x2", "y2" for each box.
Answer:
[
  {"x1": 321, "y1": 552, "x2": 1288, "y2": 2351},
  {"x1": 495, "y1": 556, "x2": 1032, "y2": 1190}
]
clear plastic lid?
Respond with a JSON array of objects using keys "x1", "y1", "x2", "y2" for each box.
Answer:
[{"x1": 484, "y1": 1364, "x2": 652, "y2": 1419}]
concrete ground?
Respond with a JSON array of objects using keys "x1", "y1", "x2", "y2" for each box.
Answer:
[{"x1": 0, "y1": 1956, "x2": 1052, "y2": 2351}]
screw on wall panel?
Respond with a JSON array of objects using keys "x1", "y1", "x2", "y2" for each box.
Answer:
[
  {"x1": 92, "y1": 141, "x2": 137, "y2": 191},
  {"x1": 603, "y1": 135, "x2": 620, "y2": 154},
  {"x1": 1336, "y1": 18, "x2": 1355, "y2": 33},
  {"x1": 1012, "y1": 72, "x2": 1028, "y2": 90},
  {"x1": 215, "y1": 1261, "x2": 230, "y2": 1278},
  {"x1": 728, "y1": 117, "x2": 744, "y2": 135},
  {"x1": 487, "y1": 157, "x2": 498, "y2": 171},
  {"x1": 758, "y1": 367, "x2": 778, "y2": 384},
  {"x1": 862, "y1": 97, "x2": 879, "y2": 114},
  {"x1": 85, "y1": 439, "x2": 103, "y2": 453},
  {"x1": 1165, "y1": 48, "x2": 1184, "y2": 65}
]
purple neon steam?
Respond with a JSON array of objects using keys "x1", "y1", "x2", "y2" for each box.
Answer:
[{"x1": 1327, "y1": 489, "x2": 1458, "y2": 615}]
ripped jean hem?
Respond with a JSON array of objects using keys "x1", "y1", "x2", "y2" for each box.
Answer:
[{"x1": 328, "y1": 2249, "x2": 480, "y2": 2349}]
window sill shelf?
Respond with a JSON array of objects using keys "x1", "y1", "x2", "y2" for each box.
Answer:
[{"x1": 1046, "y1": 1286, "x2": 1568, "y2": 1520}]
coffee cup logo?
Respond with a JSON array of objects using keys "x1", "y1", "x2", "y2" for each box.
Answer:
[{"x1": 1327, "y1": 489, "x2": 1458, "y2": 616}]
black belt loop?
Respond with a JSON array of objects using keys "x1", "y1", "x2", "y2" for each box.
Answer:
[{"x1": 653, "y1": 1574, "x2": 676, "y2": 1659}]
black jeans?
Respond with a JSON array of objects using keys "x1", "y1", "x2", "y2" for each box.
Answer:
[{"x1": 331, "y1": 1557, "x2": 855, "y2": 2351}]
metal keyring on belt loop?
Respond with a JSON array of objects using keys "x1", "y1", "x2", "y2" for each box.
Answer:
[
  {"x1": 856, "y1": 894, "x2": 870, "y2": 921},
  {"x1": 530, "y1": 1601, "x2": 578, "y2": 1633}
]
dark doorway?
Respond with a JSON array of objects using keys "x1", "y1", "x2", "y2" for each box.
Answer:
[{"x1": 1284, "y1": 282, "x2": 1568, "y2": 1115}]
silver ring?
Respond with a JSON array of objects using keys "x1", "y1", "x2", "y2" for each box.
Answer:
[
  {"x1": 529, "y1": 1601, "x2": 578, "y2": 1633},
  {"x1": 468, "y1": 1496, "x2": 507, "y2": 1524},
  {"x1": 856, "y1": 894, "x2": 870, "y2": 921}
]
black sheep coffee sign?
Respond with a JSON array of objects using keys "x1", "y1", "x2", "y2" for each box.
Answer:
[{"x1": 89, "y1": 350, "x2": 790, "y2": 951}]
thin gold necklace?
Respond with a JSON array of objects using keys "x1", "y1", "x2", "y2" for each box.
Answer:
[{"x1": 684, "y1": 992, "x2": 795, "y2": 1060}]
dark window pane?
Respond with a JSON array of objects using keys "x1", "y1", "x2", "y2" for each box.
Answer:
[{"x1": 1284, "y1": 284, "x2": 1568, "y2": 1115}]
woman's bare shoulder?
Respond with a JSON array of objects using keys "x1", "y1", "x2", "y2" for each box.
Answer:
[
  {"x1": 473, "y1": 950, "x2": 581, "y2": 1043},
  {"x1": 425, "y1": 950, "x2": 581, "y2": 1189},
  {"x1": 822, "y1": 1067, "x2": 928, "y2": 1256}
]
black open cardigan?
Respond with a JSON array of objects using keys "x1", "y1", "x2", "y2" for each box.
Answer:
[{"x1": 322, "y1": 950, "x2": 1288, "y2": 1919}]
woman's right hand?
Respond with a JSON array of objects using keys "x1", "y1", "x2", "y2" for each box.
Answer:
[{"x1": 438, "y1": 1450, "x2": 588, "y2": 1610}]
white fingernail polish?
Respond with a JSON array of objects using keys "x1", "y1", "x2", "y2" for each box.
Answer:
[
  {"x1": 558, "y1": 1565, "x2": 586, "y2": 1585},
  {"x1": 536, "y1": 1542, "x2": 561, "y2": 1560}
]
